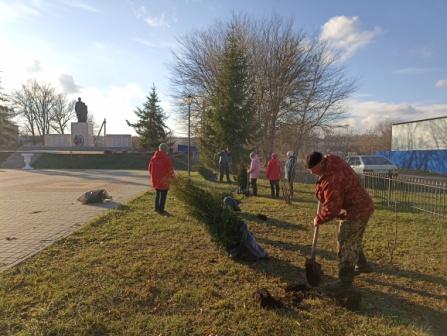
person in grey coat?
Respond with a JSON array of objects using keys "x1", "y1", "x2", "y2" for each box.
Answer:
[
  {"x1": 285, "y1": 151, "x2": 297, "y2": 197},
  {"x1": 218, "y1": 148, "x2": 231, "y2": 183}
]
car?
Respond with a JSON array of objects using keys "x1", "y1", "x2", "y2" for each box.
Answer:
[{"x1": 346, "y1": 155, "x2": 398, "y2": 176}]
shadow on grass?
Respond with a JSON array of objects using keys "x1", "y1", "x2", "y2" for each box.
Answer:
[
  {"x1": 257, "y1": 237, "x2": 338, "y2": 261},
  {"x1": 242, "y1": 254, "x2": 447, "y2": 334},
  {"x1": 359, "y1": 286, "x2": 447, "y2": 336},
  {"x1": 240, "y1": 213, "x2": 307, "y2": 231},
  {"x1": 238, "y1": 256, "x2": 306, "y2": 318},
  {"x1": 366, "y1": 278, "x2": 447, "y2": 301},
  {"x1": 372, "y1": 262, "x2": 447, "y2": 288}
]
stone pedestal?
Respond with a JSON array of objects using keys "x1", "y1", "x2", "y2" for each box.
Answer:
[
  {"x1": 22, "y1": 153, "x2": 34, "y2": 170},
  {"x1": 71, "y1": 122, "x2": 94, "y2": 147}
]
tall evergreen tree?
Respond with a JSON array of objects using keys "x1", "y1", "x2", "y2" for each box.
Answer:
[
  {"x1": 127, "y1": 85, "x2": 168, "y2": 150},
  {"x1": 0, "y1": 80, "x2": 17, "y2": 149},
  {"x1": 202, "y1": 29, "x2": 256, "y2": 168}
]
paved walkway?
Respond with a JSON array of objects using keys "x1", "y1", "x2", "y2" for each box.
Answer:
[{"x1": 0, "y1": 169, "x2": 149, "y2": 272}]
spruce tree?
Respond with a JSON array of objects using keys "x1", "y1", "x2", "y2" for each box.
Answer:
[
  {"x1": 127, "y1": 85, "x2": 168, "y2": 150},
  {"x1": 202, "y1": 29, "x2": 256, "y2": 169},
  {"x1": 0, "y1": 81, "x2": 17, "y2": 149}
]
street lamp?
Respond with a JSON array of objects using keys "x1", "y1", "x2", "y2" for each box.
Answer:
[{"x1": 185, "y1": 94, "x2": 193, "y2": 176}]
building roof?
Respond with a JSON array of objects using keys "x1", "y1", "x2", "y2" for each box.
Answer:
[{"x1": 392, "y1": 115, "x2": 447, "y2": 126}]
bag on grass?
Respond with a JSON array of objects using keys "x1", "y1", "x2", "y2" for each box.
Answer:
[
  {"x1": 222, "y1": 196, "x2": 241, "y2": 211},
  {"x1": 228, "y1": 223, "x2": 268, "y2": 260},
  {"x1": 240, "y1": 223, "x2": 268, "y2": 259},
  {"x1": 77, "y1": 189, "x2": 112, "y2": 204}
]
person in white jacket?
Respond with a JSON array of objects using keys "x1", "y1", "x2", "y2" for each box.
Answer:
[{"x1": 247, "y1": 152, "x2": 260, "y2": 196}]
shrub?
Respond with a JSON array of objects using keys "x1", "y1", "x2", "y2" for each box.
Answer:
[
  {"x1": 197, "y1": 165, "x2": 217, "y2": 182},
  {"x1": 171, "y1": 177, "x2": 242, "y2": 248}
]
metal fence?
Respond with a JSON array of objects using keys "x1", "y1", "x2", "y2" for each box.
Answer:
[
  {"x1": 295, "y1": 170, "x2": 447, "y2": 219},
  {"x1": 360, "y1": 173, "x2": 447, "y2": 219}
]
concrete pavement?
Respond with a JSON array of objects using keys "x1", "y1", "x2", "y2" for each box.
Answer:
[{"x1": 0, "y1": 169, "x2": 149, "y2": 272}]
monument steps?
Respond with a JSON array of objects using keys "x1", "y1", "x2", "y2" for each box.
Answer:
[{"x1": 0, "y1": 152, "x2": 41, "y2": 169}]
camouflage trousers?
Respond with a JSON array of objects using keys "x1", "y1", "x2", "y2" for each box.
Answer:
[{"x1": 337, "y1": 217, "x2": 369, "y2": 272}]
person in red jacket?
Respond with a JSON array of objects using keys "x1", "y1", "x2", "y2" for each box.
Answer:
[
  {"x1": 148, "y1": 143, "x2": 175, "y2": 215},
  {"x1": 306, "y1": 151, "x2": 374, "y2": 291},
  {"x1": 266, "y1": 153, "x2": 281, "y2": 198}
]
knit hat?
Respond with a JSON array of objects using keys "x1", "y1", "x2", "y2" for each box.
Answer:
[
  {"x1": 159, "y1": 143, "x2": 169, "y2": 152},
  {"x1": 306, "y1": 151, "x2": 323, "y2": 169}
]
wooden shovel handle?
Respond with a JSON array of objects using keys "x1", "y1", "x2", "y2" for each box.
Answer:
[{"x1": 310, "y1": 201, "x2": 321, "y2": 260}]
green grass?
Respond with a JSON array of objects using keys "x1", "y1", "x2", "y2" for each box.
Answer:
[
  {"x1": 398, "y1": 169, "x2": 447, "y2": 178},
  {"x1": 0, "y1": 152, "x2": 13, "y2": 165},
  {"x1": 0, "y1": 174, "x2": 446, "y2": 335},
  {"x1": 32, "y1": 153, "x2": 189, "y2": 170}
]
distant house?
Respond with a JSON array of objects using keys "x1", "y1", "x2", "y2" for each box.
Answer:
[
  {"x1": 391, "y1": 116, "x2": 447, "y2": 151},
  {"x1": 170, "y1": 137, "x2": 199, "y2": 158},
  {"x1": 378, "y1": 116, "x2": 447, "y2": 174}
]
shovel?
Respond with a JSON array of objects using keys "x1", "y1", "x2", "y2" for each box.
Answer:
[{"x1": 305, "y1": 201, "x2": 322, "y2": 287}]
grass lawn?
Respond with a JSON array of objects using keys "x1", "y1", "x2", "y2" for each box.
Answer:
[
  {"x1": 0, "y1": 152, "x2": 13, "y2": 165},
  {"x1": 0, "y1": 174, "x2": 446, "y2": 335},
  {"x1": 398, "y1": 169, "x2": 447, "y2": 178}
]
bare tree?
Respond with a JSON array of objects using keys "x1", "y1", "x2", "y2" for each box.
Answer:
[
  {"x1": 288, "y1": 42, "x2": 355, "y2": 157},
  {"x1": 374, "y1": 120, "x2": 394, "y2": 151},
  {"x1": 170, "y1": 15, "x2": 355, "y2": 162},
  {"x1": 11, "y1": 80, "x2": 57, "y2": 136},
  {"x1": 248, "y1": 16, "x2": 310, "y2": 163},
  {"x1": 51, "y1": 94, "x2": 75, "y2": 134},
  {"x1": 10, "y1": 85, "x2": 36, "y2": 136}
]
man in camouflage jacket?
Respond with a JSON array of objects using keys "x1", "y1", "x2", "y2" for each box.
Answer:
[{"x1": 306, "y1": 151, "x2": 374, "y2": 291}]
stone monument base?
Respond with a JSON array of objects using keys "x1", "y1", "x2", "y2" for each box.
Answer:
[{"x1": 71, "y1": 122, "x2": 94, "y2": 147}]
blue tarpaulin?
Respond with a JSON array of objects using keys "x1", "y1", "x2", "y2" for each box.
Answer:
[
  {"x1": 177, "y1": 144, "x2": 198, "y2": 153},
  {"x1": 376, "y1": 150, "x2": 447, "y2": 174}
]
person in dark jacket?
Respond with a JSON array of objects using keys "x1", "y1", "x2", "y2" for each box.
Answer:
[
  {"x1": 284, "y1": 151, "x2": 297, "y2": 197},
  {"x1": 266, "y1": 153, "x2": 281, "y2": 198},
  {"x1": 148, "y1": 143, "x2": 175, "y2": 215},
  {"x1": 237, "y1": 160, "x2": 249, "y2": 195},
  {"x1": 218, "y1": 148, "x2": 231, "y2": 183},
  {"x1": 306, "y1": 151, "x2": 374, "y2": 291}
]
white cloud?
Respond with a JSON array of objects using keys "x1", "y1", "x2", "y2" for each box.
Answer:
[
  {"x1": 144, "y1": 10, "x2": 177, "y2": 28},
  {"x1": 128, "y1": 0, "x2": 147, "y2": 18},
  {"x1": 79, "y1": 83, "x2": 146, "y2": 134},
  {"x1": 131, "y1": 37, "x2": 157, "y2": 48},
  {"x1": 320, "y1": 16, "x2": 381, "y2": 61},
  {"x1": 145, "y1": 13, "x2": 170, "y2": 28},
  {"x1": 26, "y1": 59, "x2": 43, "y2": 73},
  {"x1": 352, "y1": 92, "x2": 374, "y2": 98},
  {"x1": 435, "y1": 79, "x2": 447, "y2": 89},
  {"x1": 59, "y1": 74, "x2": 81, "y2": 93},
  {"x1": 61, "y1": 0, "x2": 99, "y2": 13},
  {"x1": 342, "y1": 99, "x2": 447, "y2": 131},
  {"x1": 394, "y1": 67, "x2": 441, "y2": 75},
  {"x1": 131, "y1": 37, "x2": 176, "y2": 49},
  {"x1": 414, "y1": 46, "x2": 434, "y2": 58},
  {"x1": 0, "y1": 0, "x2": 41, "y2": 21}
]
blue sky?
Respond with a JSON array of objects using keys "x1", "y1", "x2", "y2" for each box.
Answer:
[{"x1": 1, "y1": 0, "x2": 446, "y2": 135}]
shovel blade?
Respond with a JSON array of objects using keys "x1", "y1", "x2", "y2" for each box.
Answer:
[{"x1": 305, "y1": 257, "x2": 322, "y2": 287}]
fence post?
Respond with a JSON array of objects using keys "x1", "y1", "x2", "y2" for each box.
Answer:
[{"x1": 387, "y1": 174, "x2": 392, "y2": 207}]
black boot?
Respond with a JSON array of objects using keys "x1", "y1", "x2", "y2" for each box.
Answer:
[
  {"x1": 355, "y1": 251, "x2": 372, "y2": 275},
  {"x1": 325, "y1": 267, "x2": 354, "y2": 292}
]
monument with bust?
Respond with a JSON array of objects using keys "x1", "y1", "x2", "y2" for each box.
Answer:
[
  {"x1": 71, "y1": 97, "x2": 93, "y2": 147},
  {"x1": 75, "y1": 97, "x2": 88, "y2": 123}
]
